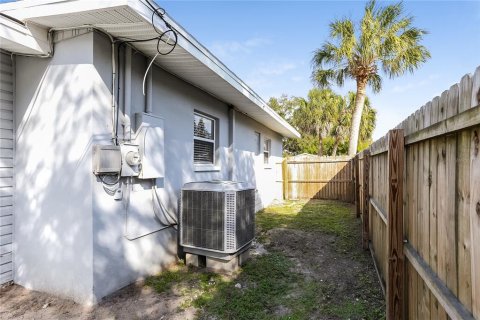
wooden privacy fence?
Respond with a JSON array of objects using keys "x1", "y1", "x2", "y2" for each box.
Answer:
[
  {"x1": 356, "y1": 66, "x2": 480, "y2": 320},
  {"x1": 281, "y1": 154, "x2": 354, "y2": 202}
]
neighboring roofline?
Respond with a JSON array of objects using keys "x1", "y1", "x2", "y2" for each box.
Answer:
[{"x1": 0, "y1": 0, "x2": 301, "y2": 138}]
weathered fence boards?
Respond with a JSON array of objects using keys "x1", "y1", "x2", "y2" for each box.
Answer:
[
  {"x1": 357, "y1": 66, "x2": 480, "y2": 320},
  {"x1": 282, "y1": 154, "x2": 353, "y2": 202}
]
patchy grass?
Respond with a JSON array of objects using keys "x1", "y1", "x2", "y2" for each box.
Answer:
[
  {"x1": 145, "y1": 254, "x2": 318, "y2": 319},
  {"x1": 145, "y1": 199, "x2": 384, "y2": 319},
  {"x1": 196, "y1": 253, "x2": 302, "y2": 319},
  {"x1": 323, "y1": 299, "x2": 385, "y2": 319},
  {"x1": 145, "y1": 262, "x2": 226, "y2": 310},
  {"x1": 256, "y1": 199, "x2": 359, "y2": 252}
]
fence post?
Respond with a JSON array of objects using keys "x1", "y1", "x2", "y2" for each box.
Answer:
[
  {"x1": 282, "y1": 158, "x2": 288, "y2": 200},
  {"x1": 362, "y1": 150, "x2": 370, "y2": 250},
  {"x1": 355, "y1": 155, "x2": 360, "y2": 217},
  {"x1": 386, "y1": 129, "x2": 405, "y2": 320}
]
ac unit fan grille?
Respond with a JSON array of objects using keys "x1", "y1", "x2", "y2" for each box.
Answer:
[{"x1": 181, "y1": 190, "x2": 225, "y2": 251}]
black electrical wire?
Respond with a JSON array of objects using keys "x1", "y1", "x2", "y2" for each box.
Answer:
[
  {"x1": 116, "y1": 0, "x2": 177, "y2": 56},
  {"x1": 116, "y1": 36, "x2": 159, "y2": 43}
]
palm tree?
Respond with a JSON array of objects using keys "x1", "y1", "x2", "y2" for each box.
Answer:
[
  {"x1": 292, "y1": 89, "x2": 343, "y2": 156},
  {"x1": 330, "y1": 98, "x2": 349, "y2": 156},
  {"x1": 330, "y1": 92, "x2": 376, "y2": 156},
  {"x1": 359, "y1": 97, "x2": 377, "y2": 147},
  {"x1": 312, "y1": 0, "x2": 430, "y2": 155}
]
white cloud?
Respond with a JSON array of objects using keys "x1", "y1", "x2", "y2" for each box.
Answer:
[
  {"x1": 257, "y1": 63, "x2": 296, "y2": 76},
  {"x1": 392, "y1": 83, "x2": 414, "y2": 93},
  {"x1": 209, "y1": 37, "x2": 271, "y2": 59},
  {"x1": 391, "y1": 74, "x2": 440, "y2": 93},
  {"x1": 291, "y1": 76, "x2": 303, "y2": 82},
  {"x1": 245, "y1": 61, "x2": 298, "y2": 86},
  {"x1": 242, "y1": 61, "x2": 303, "y2": 100}
]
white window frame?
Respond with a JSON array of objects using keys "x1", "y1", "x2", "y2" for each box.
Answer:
[
  {"x1": 255, "y1": 131, "x2": 261, "y2": 155},
  {"x1": 263, "y1": 138, "x2": 271, "y2": 167},
  {"x1": 193, "y1": 111, "x2": 219, "y2": 171}
]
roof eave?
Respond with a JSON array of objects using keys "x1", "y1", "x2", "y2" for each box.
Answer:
[
  {"x1": 127, "y1": 0, "x2": 300, "y2": 138},
  {"x1": 0, "y1": 0, "x2": 301, "y2": 139},
  {"x1": 0, "y1": 15, "x2": 49, "y2": 55}
]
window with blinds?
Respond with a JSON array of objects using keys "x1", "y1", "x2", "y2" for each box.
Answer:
[{"x1": 194, "y1": 113, "x2": 216, "y2": 164}]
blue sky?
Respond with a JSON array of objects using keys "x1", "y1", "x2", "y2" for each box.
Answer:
[
  {"x1": 160, "y1": 0, "x2": 480, "y2": 140},
  {"x1": 1, "y1": 0, "x2": 478, "y2": 139}
]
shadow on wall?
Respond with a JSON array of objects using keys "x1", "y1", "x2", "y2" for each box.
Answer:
[
  {"x1": 234, "y1": 150, "x2": 265, "y2": 211},
  {"x1": 14, "y1": 58, "x2": 178, "y2": 303},
  {"x1": 15, "y1": 62, "x2": 98, "y2": 302},
  {"x1": 89, "y1": 65, "x2": 184, "y2": 300},
  {"x1": 14, "y1": 35, "x2": 275, "y2": 304}
]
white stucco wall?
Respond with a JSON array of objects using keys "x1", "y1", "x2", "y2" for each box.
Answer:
[
  {"x1": 13, "y1": 31, "x2": 284, "y2": 304},
  {"x1": 14, "y1": 33, "x2": 96, "y2": 303},
  {"x1": 233, "y1": 112, "x2": 283, "y2": 209}
]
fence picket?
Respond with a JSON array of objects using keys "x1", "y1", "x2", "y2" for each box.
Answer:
[
  {"x1": 358, "y1": 66, "x2": 480, "y2": 319},
  {"x1": 471, "y1": 127, "x2": 480, "y2": 318},
  {"x1": 282, "y1": 155, "x2": 354, "y2": 202},
  {"x1": 386, "y1": 129, "x2": 404, "y2": 320}
]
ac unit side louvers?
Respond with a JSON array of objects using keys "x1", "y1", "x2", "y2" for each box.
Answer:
[{"x1": 180, "y1": 181, "x2": 255, "y2": 255}]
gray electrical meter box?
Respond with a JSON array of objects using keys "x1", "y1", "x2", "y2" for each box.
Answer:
[
  {"x1": 92, "y1": 145, "x2": 121, "y2": 175},
  {"x1": 135, "y1": 112, "x2": 165, "y2": 179},
  {"x1": 120, "y1": 144, "x2": 141, "y2": 177}
]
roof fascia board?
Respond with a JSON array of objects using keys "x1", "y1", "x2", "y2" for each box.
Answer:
[{"x1": 0, "y1": 16, "x2": 49, "y2": 54}]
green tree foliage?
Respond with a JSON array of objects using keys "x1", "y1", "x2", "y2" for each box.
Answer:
[
  {"x1": 312, "y1": 0, "x2": 430, "y2": 155},
  {"x1": 292, "y1": 89, "x2": 343, "y2": 156},
  {"x1": 270, "y1": 90, "x2": 376, "y2": 156},
  {"x1": 268, "y1": 95, "x2": 297, "y2": 121}
]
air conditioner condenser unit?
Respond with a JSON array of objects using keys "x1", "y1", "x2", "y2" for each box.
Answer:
[{"x1": 180, "y1": 181, "x2": 255, "y2": 258}]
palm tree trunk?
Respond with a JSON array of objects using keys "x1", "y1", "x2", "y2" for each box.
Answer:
[
  {"x1": 332, "y1": 138, "x2": 340, "y2": 156},
  {"x1": 318, "y1": 134, "x2": 324, "y2": 156},
  {"x1": 348, "y1": 80, "x2": 367, "y2": 155}
]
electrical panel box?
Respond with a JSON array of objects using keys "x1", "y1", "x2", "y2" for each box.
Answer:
[
  {"x1": 92, "y1": 145, "x2": 121, "y2": 175},
  {"x1": 135, "y1": 112, "x2": 165, "y2": 179},
  {"x1": 120, "y1": 144, "x2": 141, "y2": 177}
]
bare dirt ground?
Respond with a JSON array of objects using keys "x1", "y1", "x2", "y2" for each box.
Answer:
[
  {"x1": 0, "y1": 281, "x2": 196, "y2": 320},
  {"x1": 0, "y1": 200, "x2": 384, "y2": 319},
  {"x1": 263, "y1": 228, "x2": 383, "y2": 319}
]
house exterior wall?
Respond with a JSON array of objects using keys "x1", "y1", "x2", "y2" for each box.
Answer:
[
  {"x1": 14, "y1": 33, "x2": 96, "y2": 303},
  {"x1": 13, "y1": 31, "x2": 284, "y2": 304},
  {"x1": 233, "y1": 112, "x2": 283, "y2": 210}
]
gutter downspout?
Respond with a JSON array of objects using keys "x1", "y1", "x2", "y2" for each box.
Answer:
[
  {"x1": 145, "y1": 66, "x2": 153, "y2": 114},
  {"x1": 124, "y1": 45, "x2": 132, "y2": 140},
  {"x1": 111, "y1": 40, "x2": 117, "y2": 144}
]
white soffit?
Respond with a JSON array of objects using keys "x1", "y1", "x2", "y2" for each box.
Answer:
[{"x1": 0, "y1": 0, "x2": 300, "y2": 138}]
